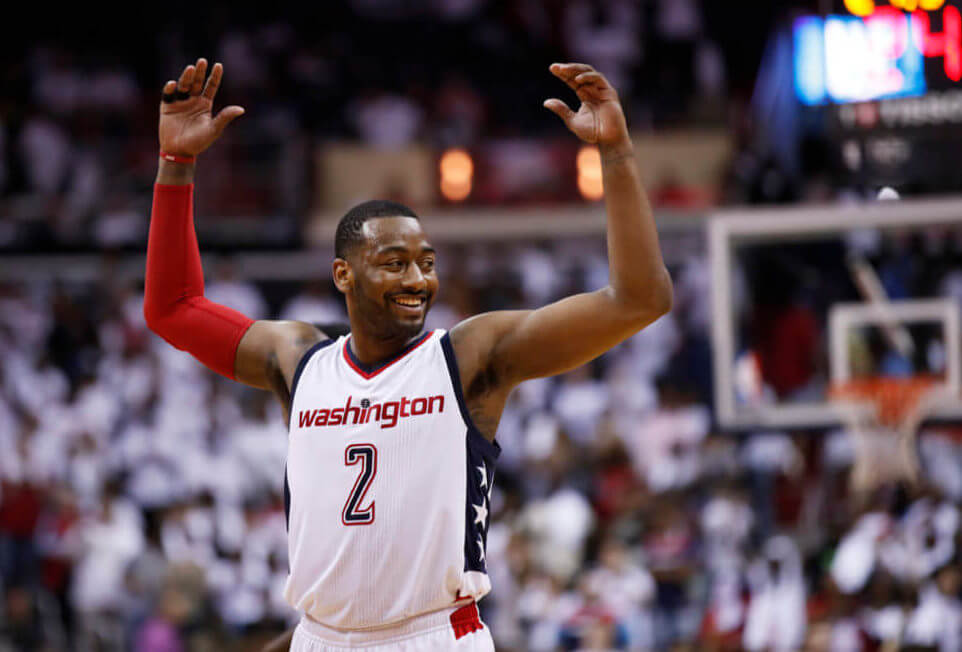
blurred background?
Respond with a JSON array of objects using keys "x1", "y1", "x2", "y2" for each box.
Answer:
[{"x1": 3, "y1": 0, "x2": 962, "y2": 650}]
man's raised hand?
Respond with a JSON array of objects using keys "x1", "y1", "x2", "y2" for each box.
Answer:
[
  {"x1": 159, "y1": 58, "x2": 245, "y2": 158},
  {"x1": 543, "y1": 63, "x2": 629, "y2": 147}
]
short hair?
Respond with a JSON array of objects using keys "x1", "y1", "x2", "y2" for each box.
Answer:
[{"x1": 335, "y1": 200, "x2": 419, "y2": 259}]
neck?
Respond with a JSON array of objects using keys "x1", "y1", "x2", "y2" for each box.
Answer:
[{"x1": 347, "y1": 326, "x2": 424, "y2": 365}]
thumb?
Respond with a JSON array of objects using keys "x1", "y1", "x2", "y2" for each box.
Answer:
[
  {"x1": 213, "y1": 105, "x2": 245, "y2": 134},
  {"x1": 543, "y1": 99, "x2": 575, "y2": 124}
]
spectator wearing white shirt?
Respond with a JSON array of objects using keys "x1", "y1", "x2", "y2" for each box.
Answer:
[{"x1": 743, "y1": 535, "x2": 807, "y2": 652}]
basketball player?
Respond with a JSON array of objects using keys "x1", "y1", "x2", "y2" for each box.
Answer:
[{"x1": 144, "y1": 58, "x2": 672, "y2": 651}]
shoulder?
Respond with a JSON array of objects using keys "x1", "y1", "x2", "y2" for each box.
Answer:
[
  {"x1": 236, "y1": 320, "x2": 334, "y2": 391},
  {"x1": 447, "y1": 311, "x2": 527, "y2": 399},
  {"x1": 255, "y1": 320, "x2": 331, "y2": 360},
  {"x1": 276, "y1": 321, "x2": 337, "y2": 376}
]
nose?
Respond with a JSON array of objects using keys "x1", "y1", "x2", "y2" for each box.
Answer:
[{"x1": 401, "y1": 261, "x2": 427, "y2": 292}]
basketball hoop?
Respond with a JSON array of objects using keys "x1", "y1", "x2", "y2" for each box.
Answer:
[{"x1": 828, "y1": 376, "x2": 946, "y2": 491}]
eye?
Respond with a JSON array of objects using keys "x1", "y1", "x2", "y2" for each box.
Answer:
[{"x1": 419, "y1": 258, "x2": 435, "y2": 271}]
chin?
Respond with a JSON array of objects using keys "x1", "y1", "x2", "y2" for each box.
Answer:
[{"x1": 397, "y1": 319, "x2": 425, "y2": 338}]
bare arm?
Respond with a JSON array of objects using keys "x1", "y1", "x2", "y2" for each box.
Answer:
[
  {"x1": 451, "y1": 63, "x2": 671, "y2": 387},
  {"x1": 145, "y1": 59, "x2": 326, "y2": 399}
]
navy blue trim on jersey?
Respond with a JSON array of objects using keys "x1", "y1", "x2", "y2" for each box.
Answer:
[
  {"x1": 283, "y1": 466, "x2": 291, "y2": 531},
  {"x1": 343, "y1": 330, "x2": 433, "y2": 379},
  {"x1": 439, "y1": 332, "x2": 501, "y2": 460},
  {"x1": 463, "y1": 429, "x2": 498, "y2": 573},
  {"x1": 440, "y1": 331, "x2": 502, "y2": 574},
  {"x1": 285, "y1": 337, "x2": 334, "y2": 539},
  {"x1": 288, "y1": 338, "x2": 335, "y2": 418}
]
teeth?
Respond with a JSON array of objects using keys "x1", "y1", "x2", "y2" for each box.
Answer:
[{"x1": 393, "y1": 297, "x2": 423, "y2": 307}]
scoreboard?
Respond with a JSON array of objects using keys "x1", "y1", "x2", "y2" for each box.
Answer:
[
  {"x1": 795, "y1": 2, "x2": 960, "y2": 104},
  {"x1": 793, "y1": 1, "x2": 962, "y2": 191}
]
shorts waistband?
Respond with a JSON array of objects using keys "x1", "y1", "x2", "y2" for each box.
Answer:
[{"x1": 297, "y1": 602, "x2": 474, "y2": 646}]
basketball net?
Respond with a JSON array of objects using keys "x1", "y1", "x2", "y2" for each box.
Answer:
[{"x1": 828, "y1": 376, "x2": 946, "y2": 492}]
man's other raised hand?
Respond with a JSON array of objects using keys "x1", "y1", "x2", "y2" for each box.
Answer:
[
  {"x1": 543, "y1": 63, "x2": 629, "y2": 148},
  {"x1": 159, "y1": 58, "x2": 245, "y2": 158}
]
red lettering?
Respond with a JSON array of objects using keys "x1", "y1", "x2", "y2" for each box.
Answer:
[
  {"x1": 316, "y1": 409, "x2": 329, "y2": 426},
  {"x1": 912, "y1": 6, "x2": 962, "y2": 81},
  {"x1": 343, "y1": 396, "x2": 361, "y2": 425},
  {"x1": 298, "y1": 411, "x2": 315, "y2": 428},
  {"x1": 381, "y1": 401, "x2": 400, "y2": 429},
  {"x1": 300, "y1": 395, "x2": 444, "y2": 428},
  {"x1": 411, "y1": 398, "x2": 427, "y2": 415}
]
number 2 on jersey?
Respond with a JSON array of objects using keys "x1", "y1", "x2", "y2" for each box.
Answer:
[{"x1": 342, "y1": 444, "x2": 377, "y2": 525}]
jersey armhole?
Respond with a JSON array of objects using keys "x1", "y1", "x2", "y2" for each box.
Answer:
[
  {"x1": 439, "y1": 333, "x2": 501, "y2": 459},
  {"x1": 288, "y1": 338, "x2": 336, "y2": 418}
]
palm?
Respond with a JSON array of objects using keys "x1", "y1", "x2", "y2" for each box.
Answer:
[
  {"x1": 544, "y1": 63, "x2": 628, "y2": 146},
  {"x1": 158, "y1": 59, "x2": 244, "y2": 157},
  {"x1": 160, "y1": 96, "x2": 217, "y2": 156},
  {"x1": 565, "y1": 98, "x2": 627, "y2": 145}
]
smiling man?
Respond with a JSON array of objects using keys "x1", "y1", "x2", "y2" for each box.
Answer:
[{"x1": 144, "y1": 58, "x2": 671, "y2": 651}]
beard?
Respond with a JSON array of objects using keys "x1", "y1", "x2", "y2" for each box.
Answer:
[{"x1": 351, "y1": 281, "x2": 430, "y2": 342}]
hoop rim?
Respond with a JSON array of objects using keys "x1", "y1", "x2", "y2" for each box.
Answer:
[{"x1": 828, "y1": 375, "x2": 943, "y2": 428}]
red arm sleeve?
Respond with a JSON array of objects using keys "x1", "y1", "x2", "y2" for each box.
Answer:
[{"x1": 143, "y1": 184, "x2": 255, "y2": 379}]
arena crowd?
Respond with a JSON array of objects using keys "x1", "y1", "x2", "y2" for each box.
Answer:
[{"x1": 2, "y1": 234, "x2": 962, "y2": 651}]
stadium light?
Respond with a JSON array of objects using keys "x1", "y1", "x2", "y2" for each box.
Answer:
[
  {"x1": 576, "y1": 145, "x2": 604, "y2": 201},
  {"x1": 845, "y1": 0, "x2": 876, "y2": 16},
  {"x1": 439, "y1": 148, "x2": 473, "y2": 202},
  {"x1": 844, "y1": 0, "x2": 945, "y2": 16}
]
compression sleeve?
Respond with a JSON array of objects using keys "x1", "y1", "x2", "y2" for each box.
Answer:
[{"x1": 143, "y1": 184, "x2": 255, "y2": 379}]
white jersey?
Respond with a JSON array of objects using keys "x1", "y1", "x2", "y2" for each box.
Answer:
[{"x1": 283, "y1": 329, "x2": 499, "y2": 630}]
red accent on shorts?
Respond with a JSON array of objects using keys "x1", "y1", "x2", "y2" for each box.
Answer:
[{"x1": 450, "y1": 602, "x2": 483, "y2": 640}]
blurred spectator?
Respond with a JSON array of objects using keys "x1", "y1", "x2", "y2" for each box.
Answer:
[
  {"x1": 742, "y1": 535, "x2": 807, "y2": 651},
  {"x1": 621, "y1": 375, "x2": 709, "y2": 493},
  {"x1": 279, "y1": 280, "x2": 345, "y2": 324},
  {"x1": 3, "y1": 229, "x2": 962, "y2": 649},
  {"x1": 205, "y1": 259, "x2": 269, "y2": 320},
  {"x1": 352, "y1": 90, "x2": 424, "y2": 149}
]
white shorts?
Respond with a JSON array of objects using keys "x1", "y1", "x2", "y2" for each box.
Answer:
[{"x1": 290, "y1": 602, "x2": 495, "y2": 651}]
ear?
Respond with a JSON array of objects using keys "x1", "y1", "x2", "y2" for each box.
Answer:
[{"x1": 332, "y1": 258, "x2": 352, "y2": 294}]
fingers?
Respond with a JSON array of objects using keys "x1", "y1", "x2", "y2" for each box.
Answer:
[
  {"x1": 550, "y1": 62, "x2": 594, "y2": 80},
  {"x1": 190, "y1": 58, "x2": 208, "y2": 96},
  {"x1": 213, "y1": 105, "x2": 245, "y2": 134},
  {"x1": 549, "y1": 63, "x2": 615, "y2": 105},
  {"x1": 161, "y1": 80, "x2": 177, "y2": 103},
  {"x1": 549, "y1": 62, "x2": 595, "y2": 91},
  {"x1": 176, "y1": 64, "x2": 195, "y2": 93},
  {"x1": 163, "y1": 59, "x2": 219, "y2": 106},
  {"x1": 574, "y1": 71, "x2": 606, "y2": 88},
  {"x1": 203, "y1": 62, "x2": 224, "y2": 100},
  {"x1": 543, "y1": 99, "x2": 575, "y2": 124}
]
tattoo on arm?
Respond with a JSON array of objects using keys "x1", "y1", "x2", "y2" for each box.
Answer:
[
  {"x1": 466, "y1": 363, "x2": 499, "y2": 399},
  {"x1": 465, "y1": 363, "x2": 503, "y2": 441},
  {"x1": 469, "y1": 405, "x2": 500, "y2": 441}
]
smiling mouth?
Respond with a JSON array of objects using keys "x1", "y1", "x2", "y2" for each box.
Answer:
[{"x1": 390, "y1": 295, "x2": 427, "y2": 309}]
